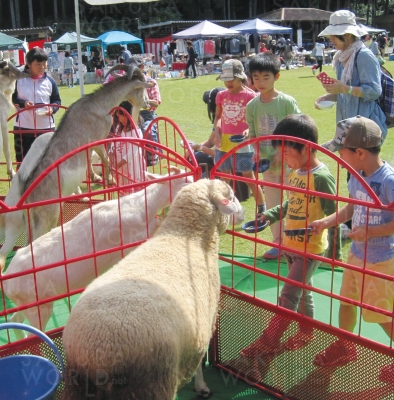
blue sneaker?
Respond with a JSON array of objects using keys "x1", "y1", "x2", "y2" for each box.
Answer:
[{"x1": 263, "y1": 247, "x2": 282, "y2": 260}]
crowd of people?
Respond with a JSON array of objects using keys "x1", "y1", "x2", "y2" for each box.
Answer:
[
  {"x1": 8, "y1": 8, "x2": 394, "y2": 382},
  {"x1": 184, "y1": 9, "x2": 394, "y2": 378}
]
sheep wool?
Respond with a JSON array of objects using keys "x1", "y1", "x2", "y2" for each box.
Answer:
[
  {"x1": 2, "y1": 168, "x2": 191, "y2": 339},
  {"x1": 61, "y1": 179, "x2": 242, "y2": 400}
]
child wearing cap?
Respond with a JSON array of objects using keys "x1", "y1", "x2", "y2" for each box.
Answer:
[
  {"x1": 240, "y1": 114, "x2": 341, "y2": 357},
  {"x1": 214, "y1": 59, "x2": 265, "y2": 214},
  {"x1": 310, "y1": 116, "x2": 394, "y2": 376},
  {"x1": 247, "y1": 52, "x2": 301, "y2": 260}
]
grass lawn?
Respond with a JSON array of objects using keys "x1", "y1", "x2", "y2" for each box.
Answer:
[{"x1": 4, "y1": 62, "x2": 394, "y2": 258}]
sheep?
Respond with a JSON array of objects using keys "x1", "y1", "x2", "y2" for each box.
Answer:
[
  {"x1": 18, "y1": 64, "x2": 153, "y2": 244},
  {"x1": 0, "y1": 61, "x2": 29, "y2": 178},
  {"x1": 61, "y1": 179, "x2": 243, "y2": 400},
  {"x1": 2, "y1": 166, "x2": 192, "y2": 338},
  {"x1": 0, "y1": 133, "x2": 117, "y2": 271}
]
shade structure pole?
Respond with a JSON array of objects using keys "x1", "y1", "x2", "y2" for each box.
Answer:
[{"x1": 74, "y1": 0, "x2": 85, "y2": 96}]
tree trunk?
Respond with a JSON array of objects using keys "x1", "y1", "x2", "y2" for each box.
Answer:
[
  {"x1": 61, "y1": 0, "x2": 66, "y2": 20},
  {"x1": 53, "y1": 0, "x2": 58, "y2": 22},
  {"x1": 27, "y1": 0, "x2": 33, "y2": 27},
  {"x1": 15, "y1": 0, "x2": 20, "y2": 28},
  {"x1": 367, "y1": 0, "x2": 371, "y2": 25},
  {"x1": 372, "y1": 0, "x2": 376, "y2": 27},
  {"x1": 10, "y1": 0, "x2": 16, "y2": 29}
]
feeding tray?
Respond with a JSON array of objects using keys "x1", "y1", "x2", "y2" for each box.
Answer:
[
  {"x1": 317, "y1": 101, "x2": 334, "y2": 109},
  {"x1": 254, "y1": 159, "x2": 270, "y2": 173},
  {"x1": 242, "y1": 219, "x2": 269, "y2": 233},
  {"x1": 229, "y1": 134, "x2": 246, "y2": 143}
]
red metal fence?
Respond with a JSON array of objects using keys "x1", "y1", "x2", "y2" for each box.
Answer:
[{"x1": 1, "y1": 113, "x2": 394, "y2": 399}]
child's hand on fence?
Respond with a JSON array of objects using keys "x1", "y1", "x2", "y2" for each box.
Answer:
[{"x1": 310, "y1": 220, "x2": 325, "y2": 235}]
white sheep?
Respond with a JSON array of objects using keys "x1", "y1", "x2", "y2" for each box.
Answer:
[
  {"x1": 0, "y1": 132, "x2": 95, "y2": 271},
  {"x1": 2, "y1": 166, "x2": 192, "y2": 339},
  {"x1": 61, "y1": 179, "x2": 243, "y2": 400}
]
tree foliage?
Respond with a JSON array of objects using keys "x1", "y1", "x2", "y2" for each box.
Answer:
[{"x1": 1, "y1": 0, "x2": 394, "y2": 37}]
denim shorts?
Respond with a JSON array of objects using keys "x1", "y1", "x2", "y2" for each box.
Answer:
[
  {"x1": 214, "y1": 150, "x2": 254, "y2": 172},
  {"x1": 64, "y1": 69, "x2": 72, "y2": 74}
]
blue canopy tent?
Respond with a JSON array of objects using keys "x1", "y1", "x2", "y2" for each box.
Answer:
[
  {"x1": 172, "y1": 20, "x2": 240, "y2": 39},
  {"x1": 231, "y1": 18, "x2": 293, "y2": 51},
  {"x1": 97, "y1": 31, "x2": 144, "y2": 54}
]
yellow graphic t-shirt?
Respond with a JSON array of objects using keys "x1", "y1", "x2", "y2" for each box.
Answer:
[{"x1": 264, "y1": 164, "x2": 338, "y2": 255}]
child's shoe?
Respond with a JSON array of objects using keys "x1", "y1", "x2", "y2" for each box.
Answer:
[
  {"x1": 263, "y1": 247, "x2": 282, "y2": 260},
  {"x1": 312, "y1": 64, "x2": 317, "y2": 75},
  {"x1": 313, "y1": 340, "x2": 358, "y2": 367}
]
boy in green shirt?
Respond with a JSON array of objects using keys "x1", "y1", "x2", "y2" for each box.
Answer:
[
  {"x1": 247, "y1": 53, "x2": 301, "y2": 259},
  {"x1": 241, "y1": 114, "x2": 341, "y2": 356}
]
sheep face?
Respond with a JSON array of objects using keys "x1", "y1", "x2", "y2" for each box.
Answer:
[
  {"x1": 166, "y1": 179, "x2": 242, "y2": 236},
  {"x1": 208, "y1": 181, "x2": 243, "y2": 234}
]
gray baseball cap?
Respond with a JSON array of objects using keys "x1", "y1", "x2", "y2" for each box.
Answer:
[
  {"x1": 322, "y1": 116, "x2": 382, "y2": 152},
  {"x1": 216, "y1": 59, "x2": 247, "y2": 82}
]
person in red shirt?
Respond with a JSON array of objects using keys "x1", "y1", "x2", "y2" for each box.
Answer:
[{"x1": 260, "y1": 42, "x2": 268, "y2": 53}]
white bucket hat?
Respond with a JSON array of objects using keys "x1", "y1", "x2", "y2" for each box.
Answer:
[{"x1": 318, "y1": 10, "x2": 369, "y2": 38}]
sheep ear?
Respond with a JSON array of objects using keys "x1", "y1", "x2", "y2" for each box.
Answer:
[
  {"x1": 212, "y1": 195, "x2": 240, "y2": 215},
  {"x1": 168, "y1": 166, "x2": 181, "y2": 175},
  {"x1": 145, "y1": 171, "x2": 161, "y2": 181}
]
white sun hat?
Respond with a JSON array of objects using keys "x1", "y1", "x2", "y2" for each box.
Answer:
[{"x1": 318, "y1": 10, "x2": 369, "y2": 38}]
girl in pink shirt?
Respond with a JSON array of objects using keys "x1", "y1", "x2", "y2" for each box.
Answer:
[{"x1": 214, "y1": 59, "x2": 265, "y2": 215}]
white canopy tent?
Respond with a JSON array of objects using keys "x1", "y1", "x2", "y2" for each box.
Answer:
[
  {"x1": 172, "y1": 20, "x2": 240, "y2": 39},
  {"x1": 359, "y1": 24, "x2": 387, "y2": 35}
]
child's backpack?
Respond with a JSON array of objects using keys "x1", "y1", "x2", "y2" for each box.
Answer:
[
  {"x1": 202, "y1": 87, "x2": 225, "y2": 123},
  {"x1": 355, "y1": 49, "x2": 394, "y2": 128}
]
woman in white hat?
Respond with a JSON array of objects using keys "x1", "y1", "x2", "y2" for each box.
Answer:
[{"x1": 315, "y1": 10, "x2": 388, "y2": 139}]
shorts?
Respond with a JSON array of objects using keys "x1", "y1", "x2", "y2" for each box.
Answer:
[
  {"x1": 340, "y1": 251, "x2": 394, "y2": 323},
  {"x1": 64, "y1": 69, "x2": 72, "y2": 75},
  {"x1": 95, "y1": 69, "x2": 103, "y2": 77},
  {"x1": 214, "y1": 150, "x2": 254, "y2": 172}
]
